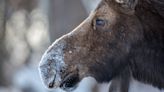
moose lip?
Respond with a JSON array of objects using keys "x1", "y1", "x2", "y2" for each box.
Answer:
[{"x1": 59, "y1": 73, "x2": 79, "y2": 91}]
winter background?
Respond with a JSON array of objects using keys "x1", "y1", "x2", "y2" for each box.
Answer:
[
  {"x1": 0, "y1": 0, "x2": 101, "y2": 92},
  {"x1": 1, "y1": 0, "x2": 164, "y2": 92}
]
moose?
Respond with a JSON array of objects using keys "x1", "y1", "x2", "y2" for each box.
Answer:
[{"x1": 39, "y1": 0, "x2": 164, "y2": 92}]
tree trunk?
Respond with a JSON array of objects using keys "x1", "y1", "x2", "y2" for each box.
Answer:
[
  {"x1": 48, "y1": 0, "x2": 87, "y2": 42},
  {"x1": 0, "y1": 0, "x2": 8, "y2": 86}
]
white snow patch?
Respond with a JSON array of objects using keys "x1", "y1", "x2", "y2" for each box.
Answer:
[
  {"x1": 73, "y1": 77, "x2": 97, "y2": 92},
  {"x1": 72, "y1": 76, "x2": 109, "y2": 92},
  {"x1": 129, "y1": 78, "x2": 164, "y2": 92},
  {"x1": 97, "y1": 83, "x2": 109, "y2": 92}
]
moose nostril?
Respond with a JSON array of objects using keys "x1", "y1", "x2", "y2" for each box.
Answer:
[
  {"x1": 49, "y1": 82, "x2": 54, "y2": 88},
  {"x1": 60, "y1": 67, "x2": 67, "y2": 73},
  {"x1": 60, "y1": 69, "x2": 65, "y2": 74}
]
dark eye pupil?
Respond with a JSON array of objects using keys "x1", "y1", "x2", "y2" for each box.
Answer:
[{"x1": 96, "y1": 19, "x2": 105, "y2": 26}]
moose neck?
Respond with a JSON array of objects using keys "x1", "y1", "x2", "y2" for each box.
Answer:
[
  {"x1": 130, "y1": 2, "x2": 164, "y2": 89},
  {"x1": 135, "y1": 0, "x2": 164, "y2": 45}
]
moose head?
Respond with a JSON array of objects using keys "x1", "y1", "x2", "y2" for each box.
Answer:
[{"x1": 39, "y1": 0, "x2": 164, "y2": 91}]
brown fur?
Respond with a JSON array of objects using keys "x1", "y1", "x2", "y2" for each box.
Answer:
[{"x1": 40, "y1": 0, "x2": 164, "y2": 91}]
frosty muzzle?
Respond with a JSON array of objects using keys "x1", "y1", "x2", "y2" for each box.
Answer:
[{"x1": 38, "y1": 37, "x2": 81, "y2": 91}]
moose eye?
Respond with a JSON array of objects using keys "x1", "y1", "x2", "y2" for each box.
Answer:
[{"x1": 95, "y1": 18, "x2": 105, "y2": 27}]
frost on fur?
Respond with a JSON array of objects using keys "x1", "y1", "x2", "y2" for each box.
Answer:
[{"x1": 38, "y1": 40, "x2": 66, "y2": 88}]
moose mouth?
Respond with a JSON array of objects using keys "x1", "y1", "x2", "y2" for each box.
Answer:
[{"x1": 59, "y1": 73, "x2": 80, "y2": 91}]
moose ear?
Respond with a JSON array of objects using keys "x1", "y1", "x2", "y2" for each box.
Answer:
[{"x1": 115, "y1": 0, "x2": 138, "y2": 14}]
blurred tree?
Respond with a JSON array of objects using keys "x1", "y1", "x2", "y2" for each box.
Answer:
[
  {"x1": 0, "y1": 0, "x2": 8, "y2": 86},
  {"x1": 48, "y1": 0, "x2": 87, "y2": 42},
  {"x1": 3, "y1": 0, "x2": 38, "y2": 86},
  {"x1": 81, "y1": 0, "x2": 101, "y2": 13},
  {"x1": 1, "y1": 0, "x2": 50, "y2": 92},
  {"x1": 0, "y1": 0, "x2": 100, "y2": 91}
]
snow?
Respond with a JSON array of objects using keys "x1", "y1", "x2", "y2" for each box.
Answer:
[{"x1": 129, "y1": 78, "x2": 164, "y2": 92}]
